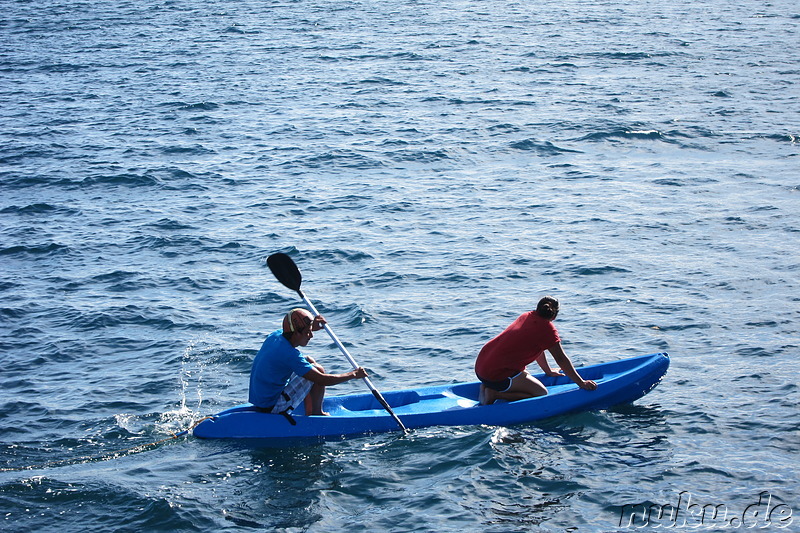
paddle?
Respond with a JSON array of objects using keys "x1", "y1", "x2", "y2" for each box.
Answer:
[{"x1": 267, "y1": 252, "x2": 409, "y2": 433}]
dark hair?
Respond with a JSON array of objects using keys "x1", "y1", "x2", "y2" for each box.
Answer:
[{"x1": 536, "y1": 296, "x2": 559, "y2": 320}]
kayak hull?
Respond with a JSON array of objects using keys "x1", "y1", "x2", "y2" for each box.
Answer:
[{"x1": 193, "y1": 352, "x2": 669, "y2": 442}]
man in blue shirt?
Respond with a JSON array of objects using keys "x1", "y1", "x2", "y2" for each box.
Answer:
[{"x1": 249, "y1": 308, "x2": 367, "y2": 415}]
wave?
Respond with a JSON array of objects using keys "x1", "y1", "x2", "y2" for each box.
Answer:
[
  {"x1": 385, "y1": 149, "x2": 450, "y2": 162},
  {"x1": 347, "y1": 270, "x2": 410, "y2": 288},
  {"x1": 572, "y1": 128, "x2": 694, "y2": 144},
  {"x1": 80, "y1": 173, "x2": 162, "y2": 188},
  {"x1": 37, "y1": 62, "x2": 92, "y2": 73},
  {"x1": 591, "y1": 51, "x2": 678, "y2": 61},
  {"x1": 376, "y1": 200, "x2": 415, "y2": 213},
  {"x1": 126, "y1": 234, "x2": 254, "y2": 257},
  {"x1": 56, "y1": 304, "x2": 217, "y2": 333},
  {"x1": 220, "y1": 292, "x2": 286, "y2": 310},
  {"x1": 508, "y1": 139, "x2": 582, "y2": 155},
  {"x1": 305, "y1": 194, "x2": 373, "y2": 212},
  {"x1": 0, "y1": 243, "x2": 70, "y2": 256},
  {"x1": 159, "y1": 101, "x2": 221, "y2": 112},
  {"x1": 554, "y1": 51, "x2": 685, "y2": 63},
  {"x1": 536, "y1": 62, "x2": 579, "y2": 70},
  {"x1": 320, "y1": 302, "x2": 376, "y2": 328},
  {"x1": 0, "y1": 203, "x2": 82, "y2": 216},
  {"x1": 223, "y1": 25, "x2": 259, "y2": 35},
  {"x1": 158, "y1": 144, "x2": 216, "y2": 155},
  {"x1": 67, "y1": 306, "x2": 179, "y2": 331},
  {"x1": 142, "y1": 218, "x2": 197, "y2": 231},
  {"x1": 0, "y1": 307, "x2": 28, "y2": 319},
  {"x1": 0, "y1": 281, "x2": 20, "y2": 292},
  {"x1": 300, "y1": 248, "x2": 375, "y2": 264},
  {"x1": 551, "y1": 265, "x2": 633, "y2": 276},
  {"x1": 0, "y1": 478, "x2": 200, "y2": 530},
  {"x1": 279, "y1": 150, "x2": 385, "y2": 169},
  {"x1": 85, "y1": 270, "x2": 159, "y2": 293},
  {"x1": 358, "y1": 77, "x2": 408, "y2": 86}
]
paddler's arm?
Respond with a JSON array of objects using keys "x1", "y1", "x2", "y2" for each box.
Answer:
[
  {"x1": 547, "y1": 342, "x2": 597, "y2": 391},
  {"x1": 303, "y1": 366, "x2": 368, "y2": 386},
  {"x1": 534, "y1": 353, "x2": 563, "y2": 377}
]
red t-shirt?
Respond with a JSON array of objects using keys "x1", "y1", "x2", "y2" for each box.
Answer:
[{"x1": 475, "y1": 311, "x2": 560, "y2": 381}]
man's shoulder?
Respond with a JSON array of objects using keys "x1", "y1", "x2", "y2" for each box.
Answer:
[
  {"x1": 521, "y1": 313, "x2": 557, "y2": 331},
  {"x1": 265, "y1": 328, "x2": 285, "y2": 342},
  {"x1": 258, "y1": 330, "x2": 293, "y2": 355}
]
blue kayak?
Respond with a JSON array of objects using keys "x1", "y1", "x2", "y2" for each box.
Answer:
[{"x1": 193, "y1": 352, "x2": 669, "y2": 442}]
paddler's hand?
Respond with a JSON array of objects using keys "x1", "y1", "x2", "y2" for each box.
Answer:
[
  {"x1": 545, "y1": 368, "x2": 564, "y2": 377},
  {"x1": 311, "y1": 315, "x2": 326, "y2": 331},
  {"x1": 351, "y1": 367, "x2": 368, "y2": 380},
  {"x1": 578, "y1": 379, "x2": 597, "y2": 391}
]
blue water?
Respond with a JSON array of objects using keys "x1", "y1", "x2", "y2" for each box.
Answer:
[{"x1": 1, "y1": 0, "x2": 798, "y2": 531}]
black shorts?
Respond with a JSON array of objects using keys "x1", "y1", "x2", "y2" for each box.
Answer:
[{"x1": 476, "y1": 371, "x2": 523, "y2": 392}]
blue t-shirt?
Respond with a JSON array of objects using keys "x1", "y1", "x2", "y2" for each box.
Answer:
[{"x1": 248, "y1": 330, "x2": 315, "y2": 408}]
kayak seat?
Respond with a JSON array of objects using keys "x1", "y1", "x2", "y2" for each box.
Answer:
[{"x1": 449, "y1": 383, "x2": 481, "y2": 402}]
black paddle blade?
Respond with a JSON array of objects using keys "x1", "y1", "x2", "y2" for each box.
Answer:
[{"x1": 267, "y1": 253, "x2": 302, "y2": 293}]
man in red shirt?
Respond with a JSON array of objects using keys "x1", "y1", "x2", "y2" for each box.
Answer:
[{"x1": 475, "y1": 297, "x2": 597, "y2": 405}]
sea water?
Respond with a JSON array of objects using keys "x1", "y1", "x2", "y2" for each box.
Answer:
[{"x1": 1, "y1": 0, "x2": 798, "y2": 531}]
